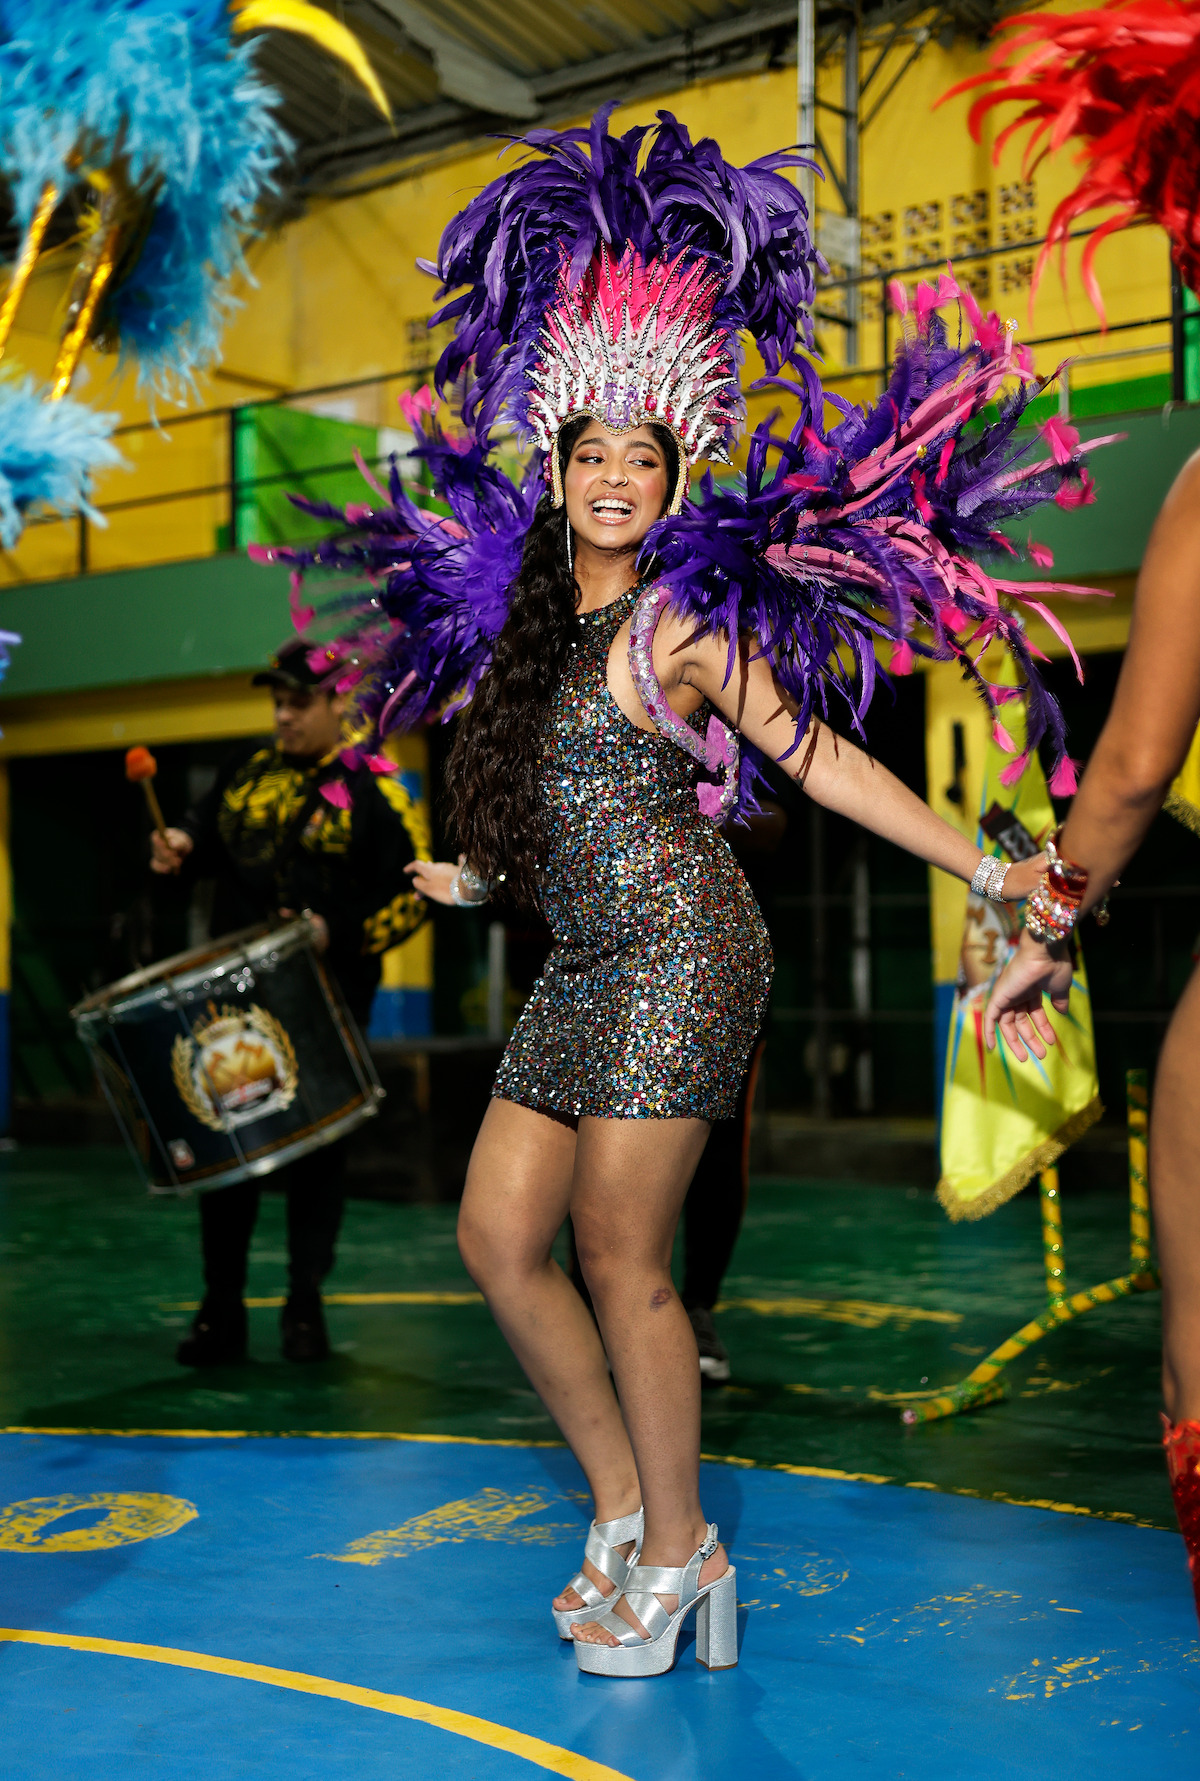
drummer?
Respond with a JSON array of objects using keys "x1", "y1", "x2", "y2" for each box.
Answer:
[{"x1": 150, "y1": 638, "x2": 429, "y2": 1366}]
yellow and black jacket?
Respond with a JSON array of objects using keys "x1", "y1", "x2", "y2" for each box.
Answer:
[{"x1": 182, "y1": 743, "x2": 429, "y2": 1018}]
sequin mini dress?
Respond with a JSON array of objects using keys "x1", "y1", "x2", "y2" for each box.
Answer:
[{"x1": 493, "y1": 583, "x2": 773, "y2": 1122}]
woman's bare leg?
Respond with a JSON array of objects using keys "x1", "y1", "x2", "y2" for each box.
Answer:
[
  {"x1": 456, "y1": 1097, "x2": 641, "y2": 1609},
  {"x1": 1150, "y1": 961, "x2": 1200, "y2": 1420},
  {"x1": 568, "y1": 1115, "x2": 729, "y2": 1645}
]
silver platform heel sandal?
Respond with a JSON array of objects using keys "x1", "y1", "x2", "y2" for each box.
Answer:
[
  {"x1": 552, "y1": 1505, "x2": 644, "y2": 1641},
  {"x1": 573, "y1": 1523, "x2": 737, "y2": 1677}
]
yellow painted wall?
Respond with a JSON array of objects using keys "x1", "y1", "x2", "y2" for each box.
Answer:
[{"x1": 0, "y1": 13, "x2": 1170, "y2": 599}]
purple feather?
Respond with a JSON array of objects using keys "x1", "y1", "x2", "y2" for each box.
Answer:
[
  {"x1": 428, "y1": 106, "x2": 822, "y2": 444},
  {"x1": 249, "y1": 399, "x2": 538, "y2": 737}
]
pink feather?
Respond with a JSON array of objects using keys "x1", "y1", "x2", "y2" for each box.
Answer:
[{"x1": 1049, "y1": 754, "x2": 1080, "y2": 797}]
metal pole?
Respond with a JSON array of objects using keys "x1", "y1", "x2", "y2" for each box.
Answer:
[
  {"x1": 851, "y1": 836, "x2": 873, "y2": 1112},
  {"x1": 486, "y1": 921, "x2": 506, "y2": 1041},
  {"x1": 797, "y1": 0, "x2": 816, "y2": 219},
  {"x1": 1171, "y1": 259, "x2": 1186, "y2": 405},
  {"x1": 810, "y1": 802, "x2": 831, "y2": 1119},
  {"x1": 843, "y1": 14, "x2": 860, "y2": 368},
  {"x1": 228, "y1": 406, "x2": 240, "y2": 552}
]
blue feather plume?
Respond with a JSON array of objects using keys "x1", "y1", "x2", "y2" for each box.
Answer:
[
  {"x1": 0, "y1": 0, "x2": 289, "y2": 398},
  {"x1": 0, "y1": 376, "x2": 123, "y2": 548}
]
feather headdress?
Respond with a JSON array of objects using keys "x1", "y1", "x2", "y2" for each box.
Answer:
[
  {"x1": 425, "y1": 105, "x2": 822, "y2": 477},
  {"x1": 942, "y1": 0, "x2": 1200, "y2": 318},
  {"x1": 256, "y1": 272, "x2": 1106, "y2": 817}
]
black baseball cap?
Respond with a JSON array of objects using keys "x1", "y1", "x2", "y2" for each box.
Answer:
[{"x1": 252, "y1": 638, "x2": 334, "y2": 692}]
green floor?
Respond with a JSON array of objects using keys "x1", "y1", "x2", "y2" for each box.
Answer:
[{"x1": 0, "y1": 1145, "x2": 1171, "y2": 1530}]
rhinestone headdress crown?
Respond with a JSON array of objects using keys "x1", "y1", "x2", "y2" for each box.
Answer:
[{"x1": 528, "y1": 246, "x2": 743, "y2": 511}]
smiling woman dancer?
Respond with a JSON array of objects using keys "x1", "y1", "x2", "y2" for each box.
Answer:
[{"x1": 258, "y1": 112, "x2": 1098, "y2": 1676}]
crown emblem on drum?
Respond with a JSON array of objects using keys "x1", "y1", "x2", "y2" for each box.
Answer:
[{"x1": 171, "y1": 1004, "x2": 299, "y2": 1133}]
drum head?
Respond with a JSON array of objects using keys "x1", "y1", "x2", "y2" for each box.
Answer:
[{"x1": 70, "y1": 919, "x2": 314, "y2": 1021}]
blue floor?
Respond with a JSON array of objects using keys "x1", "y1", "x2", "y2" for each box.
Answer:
[{"x1": 0, "y1": 1430, "x2": 1195, "y2": 1777}]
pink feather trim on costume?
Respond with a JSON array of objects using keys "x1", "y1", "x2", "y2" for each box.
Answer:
[
  {"x1": 999, "y1": 751, "x2": 1031, "y2": 787},
  {"x1": 993, "y1": 720, "x2": 1019, "y2": 753},
  {"x1": 1049, "y1": 755, "x2": 1080, "y2": 796},
  {"x1": 320, "y1": 780, "x2": 352, "y2": 809},
  {"x1": 1039, "y1": 415, "x2": 1081, "y2": 465}
]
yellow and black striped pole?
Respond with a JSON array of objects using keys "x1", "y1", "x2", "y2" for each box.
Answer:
[{"x1": 903, "y1": 1068, "x2": 1160, "y2": 1425}]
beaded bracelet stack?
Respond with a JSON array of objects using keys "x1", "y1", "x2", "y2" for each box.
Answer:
[{"x1": 1023, "y1": 837, "x2": 1088, "y2": 944}]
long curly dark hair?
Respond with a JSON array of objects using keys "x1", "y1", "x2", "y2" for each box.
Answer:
[{"x1": 445, "y1": 414, "x2": 681, "y2": 908}]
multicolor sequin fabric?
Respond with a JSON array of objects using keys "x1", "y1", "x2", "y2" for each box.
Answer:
[{"x1": 493, "y1": 583, "x2": 773, "y2": 1122}]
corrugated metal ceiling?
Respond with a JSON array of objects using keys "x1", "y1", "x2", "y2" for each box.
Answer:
[{"x1": 254, "y1": 0, "x2": 1004, "y2": 197}]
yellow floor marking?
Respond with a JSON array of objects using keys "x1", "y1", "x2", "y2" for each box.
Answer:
[
  {"x1": 169, "y1": 1292, "x2": 959, "y2": 1325},
  {"x1": 0, "y1": 1629, "x2": 634, "y2": 1781},
  {"x1": 0, "y1": 1492, "x2": 196, "y2": 1553},
  {"x1": 0, "y1": 1430, "x2": 1166, "y2": 1528},
  {"x1": 320, "y1": 1488, "x2": 576, "y2": 1565},
  {"x1": 715, "y1": 1297, "x2": 962, "y2": 1329},
  {"x1": 169, "y1": 1292, "x2": 486, "y2": 1310}
]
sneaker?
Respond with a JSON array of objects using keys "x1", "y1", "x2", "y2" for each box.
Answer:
[
  {"x1": 281, "y1": 1293, "x2": 331, "y2": 1363},
  {"x1": 176, "y1": 1297, "x2": 248, "y2": 1367},
  {"x1": 688, "y1": 1306, "x2": 730, "y2": 1384}
]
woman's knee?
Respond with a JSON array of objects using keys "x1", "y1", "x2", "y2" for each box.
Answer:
[
  {"x1": 457, "y1": 1198, "x2": 554, "y2": 1293},
  {"x1": 574, "y1": 1220, "x2": 667, "y2": 1307}
]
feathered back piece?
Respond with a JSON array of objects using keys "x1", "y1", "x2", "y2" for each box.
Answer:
[
  {"x1": 426, "y1": 105, "x2": 821, "y2": 463},
  {"x1": 942, "y1": 0, "x2": 1200, "y2": 318},
  {"x1": 255, "y1": 275, "x2": 1108, "y2": 816},
  {"x1": 249, "y1": 388, "x2": 540, "y2": 739},
  {"x1": 641, "y1": 271, "x2": 1112, "y2": 808}
]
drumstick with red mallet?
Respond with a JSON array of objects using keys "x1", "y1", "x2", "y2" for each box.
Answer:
[{"x1": 125, "y1": 746, "x2": 178, "y2": 871}]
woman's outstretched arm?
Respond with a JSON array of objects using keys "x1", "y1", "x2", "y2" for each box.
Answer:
[
  {"x1": 983, "y1": 448, "x2": 1200, "y2": 1059},
  {"x1": 682, "y1": 629, "x2": 1044, "y2": 901}
]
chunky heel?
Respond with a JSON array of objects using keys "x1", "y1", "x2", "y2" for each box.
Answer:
[
  {"x1": 694, "y1": 1566, "x2": 738, "y2": 1669},
  {"x1": 552, "y1": 1505, "x2": 643, "y2": 1640},
  {"x1": 574, "y1": 1524, "x2": 737, "y2": 1678}
]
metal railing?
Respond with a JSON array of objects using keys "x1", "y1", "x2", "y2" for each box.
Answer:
[{"x1": 7, "y1": 216, "x2": 1195, "y2": 584}]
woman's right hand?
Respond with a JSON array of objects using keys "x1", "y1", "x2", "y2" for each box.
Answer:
[
  {"x1": 150, "y1": 827, "x2": 194, "y2": 875},
  {"x1": 405, "y1": 857, "x2": 467, "y2": 906},
  {"x1": 983, "y1": 929, "x2": 1074, "y2": 1061}
]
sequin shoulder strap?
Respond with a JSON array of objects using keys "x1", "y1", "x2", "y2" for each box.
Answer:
[{"x1": 627, "y1": 582, "x2": 740, "y2": 823}]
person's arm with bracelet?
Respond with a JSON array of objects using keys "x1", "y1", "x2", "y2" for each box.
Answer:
[
  {"x1": 984, "y1": 449, "x2": 1200, "y2": 1061},
  {"x1": 406, "y1": 856, "x2": 494, "y2": 907}
]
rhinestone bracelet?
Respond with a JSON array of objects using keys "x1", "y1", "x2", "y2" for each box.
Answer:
[
  {"x1": 450, "y1": 862, "x2": 490, "y2": 907},
  {"x1": 970, "y1": 854, "x2": 1010, "y2": 903}
]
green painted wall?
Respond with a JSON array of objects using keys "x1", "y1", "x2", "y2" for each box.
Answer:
[
  {"x1": 1003, "y1": 403, "x2": 1200, "y2": 582},
  {"x1": 0, "y1": 552, "x2": 294, "y2": 699}
]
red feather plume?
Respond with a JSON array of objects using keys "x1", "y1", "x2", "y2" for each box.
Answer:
[{"x1": 942, "y1": 0, "x2": 1200, "y2": 319}]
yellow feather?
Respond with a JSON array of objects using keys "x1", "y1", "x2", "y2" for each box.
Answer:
[{"x1": 231, "y1": 0, "x2": 392, "y2": 122}]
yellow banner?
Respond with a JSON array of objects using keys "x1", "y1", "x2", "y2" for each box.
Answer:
[
  {"x1": 1165, "y1": 722, "x2": 1200, "y2": 837},
  {"x1": 933, "y1": 669, "x2": 1102, "y2": 1221}
]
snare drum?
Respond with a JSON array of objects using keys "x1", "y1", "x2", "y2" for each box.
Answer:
[{"x1": 72, "y1": 918, "x2": 384, "y2": 1191}]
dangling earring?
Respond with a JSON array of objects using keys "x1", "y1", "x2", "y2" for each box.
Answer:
[{"x1": 566, "y1": 517, "x2": 573, "y2": 575}]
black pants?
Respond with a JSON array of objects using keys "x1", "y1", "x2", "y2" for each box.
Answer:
[
  {"x1": 570, "y1": 1037, "x2": 765, "y2": 1312},
  {"x1": 198, "y1": 1136, "x2": 350, "y2": 1304},
  {"x1": 196, "y1": 969, "x2": 373, "y2": 1307}
]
